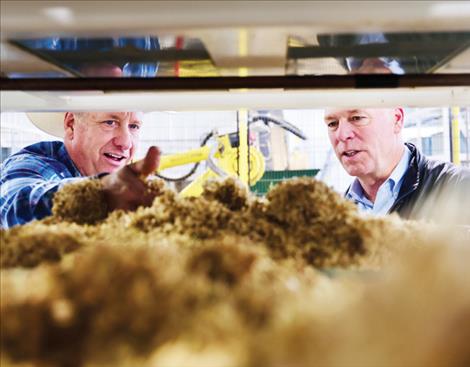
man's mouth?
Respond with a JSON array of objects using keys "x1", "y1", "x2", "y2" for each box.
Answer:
[
  {"x1": 342, "y1": 150, "x2": 361, "y2": 158},
  {"x1": 104, "y1": 152, "x2": 127, "y2": 162}
]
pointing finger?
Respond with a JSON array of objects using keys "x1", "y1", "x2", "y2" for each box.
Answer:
[{"x1": 129, "y1": 146, "x2": 161, "y2": 178}]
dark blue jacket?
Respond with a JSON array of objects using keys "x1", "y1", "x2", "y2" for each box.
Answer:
[{"x1": 390, "y1": 143, "x2": 470, "y2": 224}]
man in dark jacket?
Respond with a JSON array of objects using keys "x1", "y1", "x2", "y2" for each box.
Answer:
[{"x1": 324, "y1": 107, "x2": 470, "y2": 224}]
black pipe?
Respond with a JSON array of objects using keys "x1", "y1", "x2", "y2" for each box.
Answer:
[{"x1": 2, "y1": 74, "x2": 470, "y2": 91}]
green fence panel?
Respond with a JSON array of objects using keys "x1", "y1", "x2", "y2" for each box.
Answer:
[{"x1": 250, "y1": 169, "x2": 320, "y2": 195}]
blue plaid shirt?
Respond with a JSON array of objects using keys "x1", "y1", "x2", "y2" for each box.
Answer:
[{"x1": 0, "y1": 141, "x2": 83, "y2": 228}]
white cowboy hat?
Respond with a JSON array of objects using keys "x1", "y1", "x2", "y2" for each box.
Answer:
[{"x1": 27, "y1": 112, "x2": 66, "y2": 138}]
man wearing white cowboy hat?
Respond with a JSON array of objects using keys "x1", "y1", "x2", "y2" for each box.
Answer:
[{"x1": 0, "y1": 112, "x2": 161, "y2": 228}]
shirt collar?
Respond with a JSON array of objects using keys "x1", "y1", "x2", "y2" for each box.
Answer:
[
  {"x1": 347, "y1": 179, "x2": 368, "y2": 205},
  {"x1": 58, "y1": 143, "x2": 83, "y2": 177},
  {"x1": 388, "y1": 145, "x2": 411, "y2": 194},
  {"x1": 346, "y1": 144, "x2": 411, "y2": 202}
]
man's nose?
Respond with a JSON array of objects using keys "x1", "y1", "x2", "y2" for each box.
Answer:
[
  {"x1": 336, "y1": 121, "x2": 355, "y2": 142},
  {"x1": 113, "y1": 126, "x2": 132, "y2": 150}
]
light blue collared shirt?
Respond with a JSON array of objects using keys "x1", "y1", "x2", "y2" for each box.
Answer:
[{"x1": 346, "y1": 146, "x2": 411, "y2": 216}]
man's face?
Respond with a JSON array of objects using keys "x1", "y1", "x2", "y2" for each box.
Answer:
[
  {"x1": 324, "y1": 108, "x2": 403, "y2": 181},
  {"x1": 64, "y1": 112, "x2": 143, "y2": 176}
]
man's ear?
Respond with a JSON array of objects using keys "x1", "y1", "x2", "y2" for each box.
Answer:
[
  {"x1": 64, "y1": 112, "x2": 76, "y2": 140},
  {"x1": 393, "y1": 108, "x2": 404, "y2": 133}
]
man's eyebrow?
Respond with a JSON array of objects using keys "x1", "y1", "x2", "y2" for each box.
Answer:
[
  {"x1": 108, "y1": 114, "x2": 123, "y2": 120},
  {"x1": 130, "y1": 115, "x2": 143, "y2": 124},
  {"x1": 98, "y1": 113, "x2": 122, "y2": 121},
  {"x1": 324, "y1": 112, "x2": 342, "y2": 120},
  {"x1": 325, "y1": 109, "x2": 364, "y2": 120}
]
